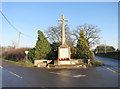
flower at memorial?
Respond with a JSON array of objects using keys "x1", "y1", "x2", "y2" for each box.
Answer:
[
  {"x1": 59, "y1": 58, "x2": 61, "y2": 61},
  {"x1": 59, "y1": 58, "x2": 67, "y2": 61}
]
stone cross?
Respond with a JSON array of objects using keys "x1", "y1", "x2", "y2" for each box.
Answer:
[{"x1": 58, "y1": 14, "x2": 68, "y2": 45}]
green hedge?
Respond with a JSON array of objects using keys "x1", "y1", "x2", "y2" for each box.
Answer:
[{"x1": 95, "y1": 51, "x2": 119, "y2": 60}]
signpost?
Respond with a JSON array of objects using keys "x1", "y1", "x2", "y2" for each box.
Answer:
[{"x1": 25, "y1": 51, "x2": 29, "y2": 63}]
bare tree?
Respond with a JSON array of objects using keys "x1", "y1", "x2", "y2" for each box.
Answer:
[
  {"x1": 45, "y1": 25, "x2": 61, "y2": 43},
  {"x1": 45, "y1": 24, "x2": 74, "y2": 48},
  {"x1": 11, "y1": 41, "x2": 17, "y2": 49},
  {"x1": 72, "y1": 24, "x2": 101, "y2": 47}
]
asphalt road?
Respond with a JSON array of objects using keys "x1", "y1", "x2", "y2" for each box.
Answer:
[
  {"x1": 95, "y1": 56, "x2": 119, "y2": 70},
  {"x1": 0, "y1": 56, "x2": 119, "y2": 87}
]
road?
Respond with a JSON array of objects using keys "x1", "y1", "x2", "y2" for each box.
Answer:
[
  {"x1": 95, "y1": 56, "x2": 119, "y2": 70},
  {"x1": 0, "y1": 56, "x2": 119, "y2": 88}
]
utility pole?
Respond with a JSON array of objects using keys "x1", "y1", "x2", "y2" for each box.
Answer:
[
  {"x1": 104, "y1": 40, "x2": 106, "y2": 54},
  {"x1": 18, "y1": 32, "x2": 21, "y2": 48}
]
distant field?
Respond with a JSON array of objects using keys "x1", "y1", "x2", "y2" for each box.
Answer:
[{"x1": 95, "y1": 51, "x2": 119, "y2": 60}]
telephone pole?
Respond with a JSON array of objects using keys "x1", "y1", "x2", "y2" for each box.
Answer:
[
  {"x1": 18, "y1": 32, "x2": 21, "y2": 48},
  {"x1": 104, "y1": 40, "x2": 106, "y2": 54}
]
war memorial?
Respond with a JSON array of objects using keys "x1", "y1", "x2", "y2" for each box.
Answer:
[{"x1": 34, "y1": 14, "x2": 91, "y2": 68}]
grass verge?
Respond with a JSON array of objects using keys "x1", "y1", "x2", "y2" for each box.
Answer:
[
  {"x1": 0, "y1": 58, "x2": 34, "y2": 67},
  {"x1": 91, "y1": 59, "x2": 104, "y2": 66}
]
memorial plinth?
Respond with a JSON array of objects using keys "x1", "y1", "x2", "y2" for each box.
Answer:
[
  {"x1": 58, "y1": 44, "x2": 71, "y2": 65},
  {"x1": 58, "y1": 44, "x2": 71, "y2": 60}
]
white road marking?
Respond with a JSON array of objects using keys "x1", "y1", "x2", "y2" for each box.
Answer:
[
  {"x1": 49, "y1": 72, "x2": 55, "y2": 74},
  {"x1": 0, "y1": 65, "x2": 23, "y2": 79},
  {"x1": 49, "y1": 72, "x2": 67, "y2": 75},
  {"x1": 72, "y1": 75, "x2": 86, "y2": 77},
  {"x1": 50, "y1": 72, "x2": 58, "y2": 74},
  {"x1": 0, "y1": 66, "x2": 3, "y2": 69},
  {"x1": 106, "y1": 68, "x2": 116, "y2": 73},
  {"x1": 9, "y1": 71, "x2": 23, "y2": 79},
  {"x1": 50, "y1": 72, "x2": 62, "y2": 74},
  {"x1": 49, "y1": 72, "x2": 86, "y2": 78}
]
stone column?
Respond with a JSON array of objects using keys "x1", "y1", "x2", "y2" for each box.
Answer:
[{"x1": 62, "y1": 14, "x2": 65, "y2": 45}]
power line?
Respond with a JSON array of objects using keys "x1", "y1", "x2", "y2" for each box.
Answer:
[
  {"x1": 0, "y1": 10, "x2": 36, "y2": 39},
  {"x1": 0, "y1": 10, "x2": 20, "y2": 32},
  {"x1": 22, "y1": 33, "x2": 36, "y2": 39}
]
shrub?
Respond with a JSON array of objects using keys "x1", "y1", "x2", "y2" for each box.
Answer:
[
  {"x1": 2, "y1": 48, "x2": 28, "y2": 61},
  {"x1": 28, "y1": 48, "x2": 35, "y2": 62},
  {"x1": 95, "y1": 45, "x2": 115, "y2": 52},
  {"x1": 91, "y1": 59, "x2": 104, "y2": 66},
  {"x1": 76, "y1": 29, "x2": 91, "y2": 59},
  {"x1": 47, "y1": 42, "x2": 61, "y2": 60},
  {"x1": 34, "y1": 30, "x2": 51, "y2": 60},
  {"x1": 90, "y1": 51, "x2": 95, "y2": 61}
]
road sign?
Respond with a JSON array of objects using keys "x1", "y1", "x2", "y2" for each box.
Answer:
[{"x1": 25, "y1": 51, "x2": 29, "y2": 55}]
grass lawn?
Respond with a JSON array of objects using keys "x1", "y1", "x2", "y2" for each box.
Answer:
[{"x1": 0, "y1": 58, "x2": 34, "y2": 67}]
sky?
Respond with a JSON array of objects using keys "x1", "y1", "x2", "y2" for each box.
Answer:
[{"x1": 1, "y1": 2, "x2": 118, "y2": 49}]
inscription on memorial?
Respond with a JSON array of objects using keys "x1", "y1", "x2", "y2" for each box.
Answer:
[{"x1": 60, "y1": 48, "x2": 69, "y2": 58}]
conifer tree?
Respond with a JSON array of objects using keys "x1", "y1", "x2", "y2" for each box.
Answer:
[
  {"x1": 34, "y1": 30, "x2": 51, "y2": 60},
  {"x1": 76, "y1": 29, "x2": 90, "y2": 59}
]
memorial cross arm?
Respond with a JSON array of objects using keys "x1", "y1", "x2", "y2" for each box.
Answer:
[{"x1": 58, "y1": 19, "x2": 68, "y2": 22}]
